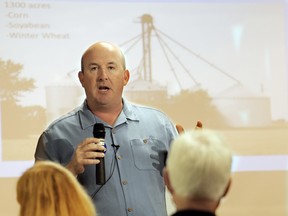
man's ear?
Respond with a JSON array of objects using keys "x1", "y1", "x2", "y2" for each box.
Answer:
[
  {"x1": 222, "y1": 178, "x2": 232, "y2": 198},
  {"x1": 78, "y1": 71, "x2": 84, "y2": 87},
  {"x1": 163, "y1": 167, "x2": 174, "y2": 194},
  {"x1": 123, "y1": 69, "x2": 130, "y2": 86}
]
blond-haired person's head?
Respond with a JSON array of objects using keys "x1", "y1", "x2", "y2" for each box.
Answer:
[
  {"x1": 17, "y1": 161, "x2": 96, "y2": 216},
  {"x1": 164, "y1": 129, "x2": 232, "y2": 213}
]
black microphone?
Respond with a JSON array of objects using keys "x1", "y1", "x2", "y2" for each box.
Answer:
[{"x1": 93, "y1": 123, "x2": 106, "y2": 185}]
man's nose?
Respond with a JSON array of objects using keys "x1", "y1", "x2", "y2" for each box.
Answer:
[{"x1": 97, "y1": 68, "x2": 108, "y2": 80}]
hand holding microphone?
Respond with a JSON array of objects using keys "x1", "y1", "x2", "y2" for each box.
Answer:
[
  {"x1": 66, "y1": 137, "x2": 106, "y2": 176},
  {"x1": 66, "y1": 124, "x2": 106, "y2": 182}
]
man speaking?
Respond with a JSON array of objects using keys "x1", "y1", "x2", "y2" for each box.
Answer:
[{"x1": 35, "y1": 41, "x2": 178, "y2": 216}]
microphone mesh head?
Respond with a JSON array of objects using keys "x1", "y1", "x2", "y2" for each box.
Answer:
[{"x1": 93, "y1": 123, "x2": 106, "y2": 138}]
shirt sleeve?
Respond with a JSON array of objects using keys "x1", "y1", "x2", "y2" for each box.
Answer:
[{"x1": 34, "y1": 131, "x2": 75, "y2": 166}]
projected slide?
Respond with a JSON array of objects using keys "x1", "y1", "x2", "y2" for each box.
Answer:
[
  {"x1": 0, "y1": 0, "x2": 288, "y2": 175},
  {"x1": 1, "y1": 1, "x2": 288, "y2": 216}
]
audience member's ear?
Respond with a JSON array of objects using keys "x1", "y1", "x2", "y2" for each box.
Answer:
[
  {"x1": 222, "y1": 178, "x2": 232, "y2": 198},
  {"x1": 163, "y1": 167, "x2": 174, "y2": 194}
]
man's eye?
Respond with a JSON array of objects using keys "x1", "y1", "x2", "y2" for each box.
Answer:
[
  {"x1": 90, "y1": 66, "x2": 98, "y2": 71},
  {"x1": 108, "y1": 66, "x2": 115, "y2": 71}
]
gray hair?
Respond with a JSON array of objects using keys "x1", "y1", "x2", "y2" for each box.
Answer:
[{"x1": 166, "y1": 129, "x2": 232, "y2": 201}]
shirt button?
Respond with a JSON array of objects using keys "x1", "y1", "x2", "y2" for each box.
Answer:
[
  {"x1": 117, "y1": 155, "x2": 122, "y2": 160},
  {"x1": 127, "y1": 208, "x2": 133, "y2": 212},
  {"x1": 143, "y1": 139, "x2": 148, "y2": 144},
  {"x1": 122, "y1": 180, "x2": 128, "y2": 185},
  {"x1": 112, "y1": 129, "x2": 116, "y2": 134}
]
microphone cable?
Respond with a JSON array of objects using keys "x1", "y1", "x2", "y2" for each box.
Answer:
[{"x1": 91, "y1": 141, "x2": 119, "y2": 199}]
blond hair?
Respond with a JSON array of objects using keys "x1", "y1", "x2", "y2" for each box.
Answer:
[{"x1": 17, "y1": 161, "x2": 96, "y2": 216}]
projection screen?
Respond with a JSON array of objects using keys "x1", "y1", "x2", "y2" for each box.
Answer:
[{"x1": 0, "y1": 0, "x2": 288, "y2": 215}]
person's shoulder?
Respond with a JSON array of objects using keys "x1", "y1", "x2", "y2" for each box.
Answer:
[
  {"x1": 124, "y1": 101, "x2": 174, "y2": 124},
  {"x1": 127, "y1": 101, "x2": 166, "y2": 115},
  {"x1": 46, "y1": 105, "x2": 82, "y2": 129}
]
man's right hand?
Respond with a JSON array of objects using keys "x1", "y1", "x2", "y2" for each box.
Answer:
[{"x1": 66, "y1": 138, "x2": 106, "y2": 176}]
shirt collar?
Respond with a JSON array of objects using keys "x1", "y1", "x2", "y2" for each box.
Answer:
[
  {"x1": 79, "y1": 98, "x2": 139, "y2": 130},
  {"x1": 78, "y1": 100, "x2": 96, "y2": 130},
  {"x1": 122, "y1": 98, "x2": 139, "y2": 122}
]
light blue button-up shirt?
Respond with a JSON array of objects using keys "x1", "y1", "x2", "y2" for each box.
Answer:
[{"x1": 35, "y1": 99, "x2": 178, "y2": 216}]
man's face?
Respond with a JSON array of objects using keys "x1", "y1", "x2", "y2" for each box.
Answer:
[{"x1": 78, "y1": 43, "x2": 129, "y2": 108}]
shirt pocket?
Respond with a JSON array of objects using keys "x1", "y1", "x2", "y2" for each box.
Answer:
[{"x1": 130, "y1": 138, "x2": 168, "y2": 172}]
